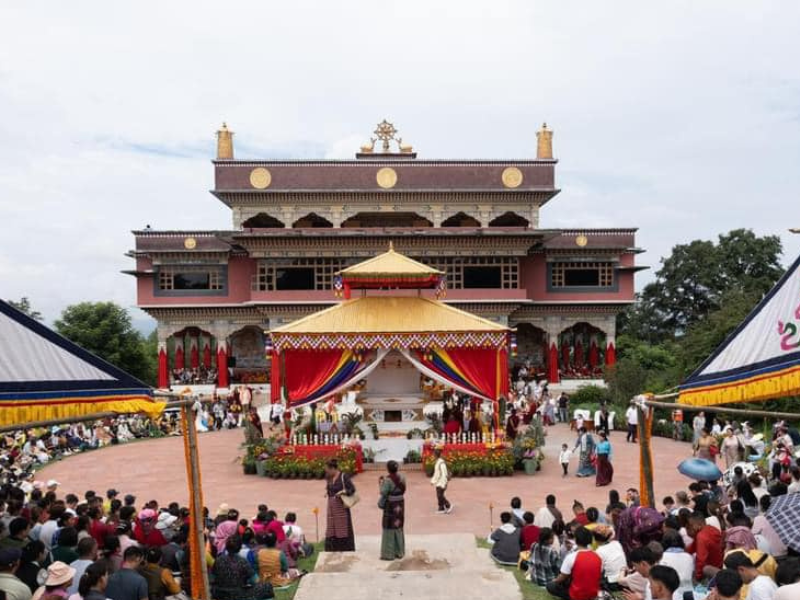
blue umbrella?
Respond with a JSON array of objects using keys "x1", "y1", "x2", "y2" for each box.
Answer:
[{"x1": 677, "y1": 458, "x2": 723, "y2": 482}]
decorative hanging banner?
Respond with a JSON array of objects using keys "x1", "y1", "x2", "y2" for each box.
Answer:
[{"x1": 679, "y1": 253, "x2": 800, "y2": 406}]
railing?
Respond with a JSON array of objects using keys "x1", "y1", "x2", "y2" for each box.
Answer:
[{"x1": 289, "y1": 431, "x2": 497, "y2": 446}]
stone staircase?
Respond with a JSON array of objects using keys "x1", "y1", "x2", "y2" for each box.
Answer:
[{"x1": 294, "y1": 533, "x2": 522, "y2": 600}]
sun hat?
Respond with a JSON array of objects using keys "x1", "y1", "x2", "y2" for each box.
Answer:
[
  {"x1": 46, "y1": 479, "x2": 60, "y2": 488},
  {"x1": 138, "y1": 509, "x2": 157, "y2": 521},
  {"x1": 44, "y1": 561, "x2": 76, "y2": 586},
  {"x1": 216, "y1": 503, "x2": 230, "y2": 516}
]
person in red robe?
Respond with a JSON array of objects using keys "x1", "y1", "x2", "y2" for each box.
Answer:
[{"x1": 443, "y1": 416, "x2": 461, "y2": 436}]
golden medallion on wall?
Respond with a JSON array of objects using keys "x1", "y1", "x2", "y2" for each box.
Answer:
[
  {"x1": 376, "y1": 167, "x2": 398, "y2": 189},
  {"x1": 249, "y1": 167, "x2": 272, "y2": 189},
  {"x1": 575, "y1": 234, "x2": 589, "y2": 247},
  {"x1": 501, "y1": 167, "x2": 523, "y2": 188},
  {"x1": 184, "y1": 237, "x2": 197, "y2": 250}
]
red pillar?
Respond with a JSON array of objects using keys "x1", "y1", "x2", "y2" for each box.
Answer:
[
  {"x1": 158, "y1": 346, "x2": 169, "y2": 388},
  {"x1": 605, "y1": 342, "x2": 616, "y2": 367},
  {"x1": 217, "y1": 344, "x2": 229, "y2": 388},
  {"x1": 548, "y1": 343, "x2": 560, "y2": 383},
  {"x1": 174, "y1": 338, "x2": 185, "y2": 371},
  {"x1": 270, "y1": 350, "x2": 281, "y2": 403},
  {"x1": 190, "y1": 337, "x2": 199, "y2": 369}
]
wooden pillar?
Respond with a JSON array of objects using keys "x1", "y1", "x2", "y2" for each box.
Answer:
[
  {"x1": 637, "y1": 404, "x2": 655, "y2": 508},
  {"x1": 181, "y1": 406, "x2": 210, "y2": 599}
]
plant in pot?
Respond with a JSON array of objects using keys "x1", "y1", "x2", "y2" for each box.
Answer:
[
  {"x1": 522, "y1": 449, "x2": 539, "y2": 475},
  {"x1": 242, "y1": 455, "x2": 257, "y2": 475}
]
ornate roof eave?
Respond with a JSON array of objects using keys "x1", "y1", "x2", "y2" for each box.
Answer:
[
  {"x1": 212, "y1": 159, "x2": 559, "y2": 166},
  {"x1": 231, "y1": 227, "x2": 560, "y2": 239},
  {"x1": 209, "y1": 188, "x2": 561, "y2": 208}
]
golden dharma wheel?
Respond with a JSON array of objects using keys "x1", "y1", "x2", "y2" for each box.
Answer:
[
  {"x1": 184, "y1": 237, "x2": 197, "y2": 250},
  {"x1": 575, "y1": 234, "x2": 589, "y2": 247},
  {"x1": 501, "y1": 167, "x2": 523, "y2": 188},
  {"x1": 249, "y1": 167, "x2": 272, "y2": 189},
  {"x1": 376, "y1": 167, "x2": 398, "y2": 189}
]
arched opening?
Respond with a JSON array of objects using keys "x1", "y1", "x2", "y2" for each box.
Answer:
[
  {"x1": 441, "y1": 212, "x2": 482, "y2": 227},
  {"x1": 558, "y1": 322, "x2": 607, "y2": 379},
  {"x1": 489, "y1": 212, "x2": 529, "y2": 227},
  {"x1": 242, "y1": 213, "x2": 286, "y2": 228},
  {"x1": 341, "y1": 212, "x2": 433, "y2": 228},
  {"x1": 169, "y1": 327, "x2": 217, "y2": 384},
  {"x1": 512, "y1": 323, "x2": 549, "y2": 381},
  {"x1": 292, "y1": 212, "x2": 333, "y2": 228},
  {"x1": 229, "y1": 325, "x2": 268, "y2": 384}
]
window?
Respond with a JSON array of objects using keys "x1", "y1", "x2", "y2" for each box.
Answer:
[
  {"x1": 463, "y1": 266, "x2": 502, "y2": 288},
  {"x1": 551, "y1": 262, "x2": 614, "y2": 288},
  {"x1": 157, "y1": 266, "x2": 224, "y2": 291},
  {"x1": 253, "y1": 258, "x2": 356, "y2": 291},
  {"x1": 275, "y1": 268, "x2": 315, "y2": 290}
]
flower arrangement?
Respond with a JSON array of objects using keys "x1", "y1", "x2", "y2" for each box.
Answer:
[
  {"x1": 423, "y1": 448, "x2": 514, "y2": 478},
  {"x1": 263, "y1": 446, "x2": 359, "y2": 479}
]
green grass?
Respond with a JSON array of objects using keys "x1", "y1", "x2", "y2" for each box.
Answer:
[
  {"x1": 476, "y1": 538, "x2": 552, "y2": 600},
  {"x1": 273, "y1": 542, "x2": 324, "y2": 600}
]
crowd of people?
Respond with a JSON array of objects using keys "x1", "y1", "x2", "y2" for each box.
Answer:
[
  {"x1": 170, "y1": 367, "x2": 218, "y2": 386},
  {"x1": 0, "y1": 482, "x2": 316, "y2": 600},
  {"x1": 482, "y1": 479, "x2": 800, "y2": 600}
]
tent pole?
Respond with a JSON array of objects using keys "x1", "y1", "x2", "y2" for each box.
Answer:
[{"x1": 637, "y1": 405, "x2": 655, "y2": 508}]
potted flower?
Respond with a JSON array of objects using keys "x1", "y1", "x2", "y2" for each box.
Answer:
[
  {"x1": 242, "y1": 455, "x2": 257, "y2": 475},
  {"x1": 522, "y1": 449, "x2": 539, "y2": 475}
]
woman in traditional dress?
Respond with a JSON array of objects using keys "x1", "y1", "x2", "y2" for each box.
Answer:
[
  {"x1": 721, "y1": 427, "x2": 742, "y2": 469},
  {"x1": 692, "y1": 411, "x2": 705, "y2": 445},
  {"x1": 324, "y1": 459, "x2": 356, "y2": 551},
  {"x1": 379, "y1": 460, "x2": 406, "y2": 561},
  {"x1": 694, "y1": 427, "x2": 718, "y2": 461},
  {"x1": 574, "y1": 427, "x2": 596, "y2": 477},
  {"x1": 595, "y1": 431, "x2": 614, "y2": 486}
]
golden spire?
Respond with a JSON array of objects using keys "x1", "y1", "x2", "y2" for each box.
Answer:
[
  {"x1": 536, "y1": 122, "x2": 553, "y2": 159},
  {"x1": 216, "y1": 122, "x2": 234, "y2": 160}
]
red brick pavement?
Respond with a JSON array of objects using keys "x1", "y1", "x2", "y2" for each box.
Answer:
[{"x1": 39, "y1": 424, "x2": 693, "y2": 540}]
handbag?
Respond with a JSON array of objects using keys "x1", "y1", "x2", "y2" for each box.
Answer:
[{"x1": 339, "y1": 474, "x2": 360, "y2": 508}]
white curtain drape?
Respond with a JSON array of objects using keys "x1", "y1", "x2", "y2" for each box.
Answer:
[{"x1": 399, "y1": 349, "x2": 492, "y2": 402}]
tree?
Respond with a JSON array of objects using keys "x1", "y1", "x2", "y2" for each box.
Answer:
[
  {"x1": 54, "y1": 302, "x2": 154, "y2": 384},
  {"x1": 7, "y1": 297, "x2": 43, "y2": 321},
  {"x1": 619, "y1": 229, "x2": 784, "y2": 342}
]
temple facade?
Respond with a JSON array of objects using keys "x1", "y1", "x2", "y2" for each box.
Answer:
[{"x1": 126, "y1": 121, "x2": 644, "y2": 389}]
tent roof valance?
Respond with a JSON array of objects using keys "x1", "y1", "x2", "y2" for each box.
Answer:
[
  {"x1": 270, "y1": 296, "x2": 509, "y2": 350},
  {"x1": 0, "y1": 300, "x2": 163, "y2": 426}
]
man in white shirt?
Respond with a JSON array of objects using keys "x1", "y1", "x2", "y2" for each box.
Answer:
[
  {"x1": 724, "y1": 552, "x2": 777, "y2": 600},
  {"x1": 773, "y1": 555, "x2": 800, "y2": 600},
  {"x1": 0, "y1": 548, "x2": 32, "y2": 600},
  {"x1": 626, "y1": 403, "x2": 639, "y2": 443}
]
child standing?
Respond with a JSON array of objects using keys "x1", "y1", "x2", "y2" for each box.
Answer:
[{"x1": 559, "y1": 443, "x2": 572, "y2": 477}]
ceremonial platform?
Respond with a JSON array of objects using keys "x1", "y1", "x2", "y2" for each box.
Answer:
[{"x1": 295, "y1": 534, "x2": 521, "y2": 600}]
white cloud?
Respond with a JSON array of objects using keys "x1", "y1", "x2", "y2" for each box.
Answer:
[{"x1": 1, "y1": 0, "x2": 799, "y2": 326}]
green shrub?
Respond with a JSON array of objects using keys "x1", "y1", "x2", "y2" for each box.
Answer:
[{"x1": 569, "y1": 384, "x2": 610, "y2": 409}]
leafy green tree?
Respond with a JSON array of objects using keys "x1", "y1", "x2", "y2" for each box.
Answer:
[
  {"x1": 54, "y1": 302, "x2": 154, "y2": 384},
  {"x1": 620, "y1": 229, "x2": 783, "y2": 342},
  {"x1": 7, "y1": 297, "x2": 43, "y2": 321}
]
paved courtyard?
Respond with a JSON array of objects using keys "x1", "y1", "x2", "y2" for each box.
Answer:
[{"x1": 41, "y1": 423, "x2": 692, "y2": 538}]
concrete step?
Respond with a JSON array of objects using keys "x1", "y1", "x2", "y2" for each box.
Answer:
[{"x1": 294, "y1": 534, "x2": 521, "y2": 600}]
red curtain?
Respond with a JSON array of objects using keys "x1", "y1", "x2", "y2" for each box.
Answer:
[
  {"x1": 284, "y1": 349, "x2": 348, "y2": 405},
  {"x1": 203, "y1": 343, "x2": 212, "y2": 368},
  {"x1": 270, "y1": 351, "x2": 281, "y2": 403},
  {"x1": 575, "y1": 340, "x2": 584, "y2": 367},
  {"x1": 190, "y1": 341, "x2": 199, "y2": 369},
  {"x1": 561, "y1": 343, "x2": 570, "y2": 368},
  {"x1": 158, "y1": 348, "x2": 169, "y2": 388},
  {"x1": 605, "y1": 342, "x2": 616, "y2": 367},
  {"x1": 499, "y1": 349, "x2": 509, "y2": 397},
  {"x1": 217, "y1": 346, "x2": 229, "y2": 388},
  {"x1": 437, "y1": 347, "x2": 500, "y2": 400},
  {"x1": 175, "y1": 345, "x2": 185, "y2": 370},
  {"x1": 589, "y1": 340, "x2": 599, "y2": 368},
  {"x1": 548, "y1": 343, "x2": 560, "y2": 383}
]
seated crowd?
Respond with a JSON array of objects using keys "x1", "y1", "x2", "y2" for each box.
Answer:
[
  {"x1": 0, "y1": 484, "x2": 310, "y2": 600},
  {"x1": 487, "y1": 481, "x2": 800, "y2": 600},
  {"x1": 171, "y1": 367, "x2": 218, "y2": 386}
]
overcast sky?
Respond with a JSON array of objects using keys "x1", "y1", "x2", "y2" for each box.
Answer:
[{"x1": 1, "y1": 1, "x2": 799, "y2": 328}]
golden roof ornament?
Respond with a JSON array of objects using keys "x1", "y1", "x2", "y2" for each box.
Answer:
[
  {"x1": 536, "y1": 122, "x2": 553, "y2": 160},
  {"x1": 358, "y1": 119, "x2": 414, "y2": 155},
  {"x1": 216, "y1": 122, "x2": 234, "y2": 160}
]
